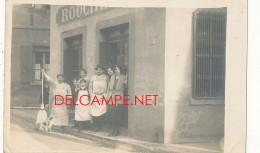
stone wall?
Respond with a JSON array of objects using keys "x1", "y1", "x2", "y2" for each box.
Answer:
[{"x1": 164, "y1": 8, "x2": 224, "y2": 143}]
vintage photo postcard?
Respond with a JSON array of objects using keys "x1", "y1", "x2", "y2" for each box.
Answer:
[{"x1": 3, "y1": 0, "x2": 247, "y2": 153}]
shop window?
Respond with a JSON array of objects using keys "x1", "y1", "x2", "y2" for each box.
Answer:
[
  {"x1": 33, "y1": 46, "x2": 50, "y2": 82},
  {"x1": 192, "y1": 8, "x2": 226, "y2": 100}
]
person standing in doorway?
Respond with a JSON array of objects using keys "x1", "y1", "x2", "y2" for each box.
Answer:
[
  {"x1": 107, "y1": 66, "x2": 114, "y2": 79},
  {"x1": 89, "y1": 65, "x2": 109, "y2": 132},
  {"x1": 107, "y1": 65, "x2": 127, "y2": 136},
  {"x1": 41, "y1": 69, "x2": 71, "y2": 132}
]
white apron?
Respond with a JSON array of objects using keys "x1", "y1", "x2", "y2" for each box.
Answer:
[
  {"x1": 75, "y1": 89, "x2": 92, "y2": 121},
  {"x1": 90, "y1": 80, "x2": 107, "y2": 117},
  {"x1": 51, "y1": 88, "x2": 69, "y2": 126}
]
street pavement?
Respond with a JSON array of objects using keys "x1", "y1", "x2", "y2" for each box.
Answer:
[
  {"x1": 8, "y1": 109, "x2": 222, "y2": 153},
  {"x1": 8, "y1": 109, "x2": 131, "y2": 153}
]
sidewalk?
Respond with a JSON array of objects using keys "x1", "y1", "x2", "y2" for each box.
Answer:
[
  {"x1": 11, "y1": 108, "x2": 223, "y2": 153},
  {"x1": 61, "y1": 128, "x2": 222, "y2": 153}
]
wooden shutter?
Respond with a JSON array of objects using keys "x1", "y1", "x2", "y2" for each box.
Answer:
[
  {"x1": 99, "y1": 42, "x2": 110, "y2": 69},
  {"x1": 192, "y1": 8, "x2": 226, "y2": 99},
  {"x1": 20, "y1": 46, "x2": 33, "y2": 83}
]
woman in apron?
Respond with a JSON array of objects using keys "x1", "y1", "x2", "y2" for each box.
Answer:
[
  {"x1": 89, "y1": 65, "x2": 109, "y2": 132},
  {"x1": 42, "y1": 70, "x2": 71, "y2": 132},
  {"x1": 71, "y1": 69, "x2": 90, "y2": 128},
  {"x1": 75, "y1": 78, "x2": 92, "y2": 132}
]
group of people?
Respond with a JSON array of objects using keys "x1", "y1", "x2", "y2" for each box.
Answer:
[{"x1": 40, "y1": 65, "x2": 127, "y2": 136}]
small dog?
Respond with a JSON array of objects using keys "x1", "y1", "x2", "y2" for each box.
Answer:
[
  {"x1": 44, "y1": 117, "x2": 53, "y2": 132},
  {"x1": 37, "y1": 117, "x2": 53, "y2": 133}
]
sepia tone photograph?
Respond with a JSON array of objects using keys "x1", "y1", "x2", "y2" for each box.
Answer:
[{"x1": 4, "y1": 1, "x2": 247, "y2": 153}]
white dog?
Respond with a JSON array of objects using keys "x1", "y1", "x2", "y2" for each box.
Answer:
[
  {"x1": 42, "y1": 117, "x2": 53, "y2": 132},
  {"x1": 36, "y1": 117, "x2": 53, "y2": 133}
]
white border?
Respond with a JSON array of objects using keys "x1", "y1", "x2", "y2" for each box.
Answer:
[
  {"x1": 0, "y1": 0, "x2": 5, "y2": 152},
  {"x1": 3, "y1": 0, "x2": 260, "y2": 153},
  {"x1": 247, "y1": 0, "x2": 260, "y2": 153}
]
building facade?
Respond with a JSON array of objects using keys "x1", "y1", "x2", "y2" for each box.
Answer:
[
  {"x1": 50, "y1": 6, "x2": 166, "y2": 143},
  {"x1": 49, "y1": 5, "x2": 234, "y2": 145},
  {"x1": 11, "y1": 4, "x2": 50, "y2": 107},
  {"x1": 165, "y1": 8, "x2": 227, "y2": 143}
]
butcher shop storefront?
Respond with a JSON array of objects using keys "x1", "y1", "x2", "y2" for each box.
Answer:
[
  {"x1": 50, "y1": 5, "x2": 166, "y2": 143},
  {"x1": 49, "y1": 5, "x2": 233, "y2": 145}
]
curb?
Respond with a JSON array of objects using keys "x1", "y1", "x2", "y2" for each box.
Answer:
[
  {"x1": 53, "y1": 127, "x2": 175, "y2": 153},
  {"x1": 53, "y1": 126, "x2": 217, "y2": 153}
]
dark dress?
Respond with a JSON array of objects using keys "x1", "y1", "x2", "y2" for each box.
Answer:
[{"x1": 107, "y1": 105, "x2": 122, "y2": 123}]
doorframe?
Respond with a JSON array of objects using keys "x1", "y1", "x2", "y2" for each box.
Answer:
[
  {"x1": 96, "y1": 14, "x2": 135, "y2": 130},
  {"x1": 61, "y1": 26, "x2": 87, "y2": 74}
]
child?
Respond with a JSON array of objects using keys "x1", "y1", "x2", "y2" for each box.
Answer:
[
  {"x1": 76, "y1": 69, "x2": 90, "y2": 92},
  {"x1": 75, "y1": 79, "x2": 92, "y2": 132},
  {"x1": 70, "y1": 78, "x2": 78, "y2": 128},
  {"x1": 72, "y1": 78, "x2": 78, "y2": 99}
]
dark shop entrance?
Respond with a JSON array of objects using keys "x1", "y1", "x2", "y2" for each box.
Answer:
[
  {"x1": 63, "y1": 34, "x2": 83, "y2": 85},
  {"x1": 99, "y1": 23, "x2": 129, "y2": 128}
]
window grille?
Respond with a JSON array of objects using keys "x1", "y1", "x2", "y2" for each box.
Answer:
[{"x1": 192, "y1": 8, "x2": 226, "y2": 100}]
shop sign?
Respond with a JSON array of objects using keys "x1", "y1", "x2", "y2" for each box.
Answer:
[{"x1": 56, "y1": 6, "x2": 108, "y2": 25}]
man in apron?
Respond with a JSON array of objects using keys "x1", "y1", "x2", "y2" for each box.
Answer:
[
  {"x1": 42, "y1": 70, "x2": 71, "y2": 132},
  {"x1": 89, "y1": 65, "x2": 109, "y2": 132}
]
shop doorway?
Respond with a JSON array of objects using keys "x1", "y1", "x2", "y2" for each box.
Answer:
[
  {"x1": 63, "y1": 34, "x2": 83, "y2": 85},
  {"x1": 99, "y1": 23, "x2": 129, "y2": 128}
]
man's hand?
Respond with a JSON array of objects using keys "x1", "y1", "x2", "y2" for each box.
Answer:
[{"x1": 41, "y1": 69, "x2": 46, "y2": 77}]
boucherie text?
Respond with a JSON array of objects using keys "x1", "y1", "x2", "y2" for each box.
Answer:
[{"x1": 55, "y1": 95, "x2": 158, "y2": 106}]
